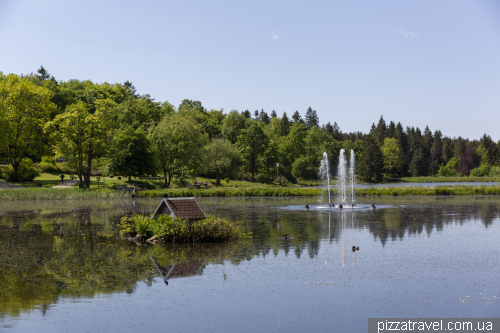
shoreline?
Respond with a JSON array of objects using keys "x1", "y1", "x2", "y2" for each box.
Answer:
[{"x1": 1, "y1": 186, "x2": 499, "y2": 200}]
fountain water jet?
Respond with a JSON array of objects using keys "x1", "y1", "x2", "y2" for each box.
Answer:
[
  {"x1": 318, "y1": 152, "x2": 331, "y2": 207},
  {"x1": 337, "y1": 149, "x2": 356, "y2": 208}
]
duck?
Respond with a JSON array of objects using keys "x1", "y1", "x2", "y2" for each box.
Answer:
[
  {"x1": 352, "y1": 246, "x2": 359, "y2": 252},
  {"x1": 329, "y1": 203, "x2": 335, "y2": 208},
  {"x1": 305, "y1": 204, "x2": 309, "y2": 210},
  {"x1": 283, "y1": 234, "x2": 290, "y2": 240},
  {"x1": 370, "y1": 204, "x2": 376, "y2": 210},
  {"x1": 338, "y1": 204, "x2": 343, "y2": 209}
]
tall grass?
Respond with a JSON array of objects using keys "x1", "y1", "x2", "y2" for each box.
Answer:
[
  {"x1": 136, "y1": 187, "x2": 322, "y2": 198},
  {"x1": 356, "y1": 186, "x2": 500, "y2": 196},
  {"x1": 118, "y1": 214, "x2": 247, "y2": 242},
  {"x1": 400, "y1": 176, "x2": 500, "y2": 183},
  {"x1": 0, "y1": 188, "x2": 129, "y2": 200}
]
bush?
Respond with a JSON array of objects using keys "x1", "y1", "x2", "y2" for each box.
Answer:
[
  {"x1": 118, "y1": 213, "x2": 246, "y2": 242},
  {"x1": 5, "y1": 159, "x2": 40, "y2": 182},
  {"x1": 489, "y1": 166, "x2": 500, "y2": 177},
  {"x1": 470, "y1": 164, "x2": 491, "y2": 177},
  {"x1": 38, "y1": 161, "x2": 60, "y2": 172}
]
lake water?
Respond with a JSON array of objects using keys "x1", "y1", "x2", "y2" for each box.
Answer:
[{"x1": 1, "y1": 197, "x2": 499, "y2": 332}]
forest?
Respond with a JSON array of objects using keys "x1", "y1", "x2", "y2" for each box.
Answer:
[{"x1": 1, "y1": 66, "x2": 499, "y2": 187}]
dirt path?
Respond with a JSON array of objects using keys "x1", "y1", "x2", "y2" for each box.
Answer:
[
  {"x1": 52, "y1": 179, "x2": 79, "y2": 188},
  {"x1": 0, "y1": 180, "x2": 26, "y2": 189}
]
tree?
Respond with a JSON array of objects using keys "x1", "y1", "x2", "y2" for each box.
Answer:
[
  {"x1": 222, "y1": 110, "x2": 247, "y2": 144},
  {"x1": 123, "y1": 80, "x2": 138, "y2": 98},
  {"x1": 259, "y1": 109, "x2": 270, "y2": 124},
  {"x1": 202, "y1": 139, "x2": 241, "y2": 185},
  {"x1": 270, "y1": 109, "x2": 277, "y2": 118},
  {"x1": 149, "y1": 113, "x2": 207, "y2": 187},
  {"x1": 304, "y1": 107, "x2": 319, "y2": 129},
  {"x1": 409, "y1": 148, "x2": 429, "y2": 176},
  {"x1": 291, "y1": 111, "x2": 303, "y2": 124},
  {"x1": 281, "y1": 123, "x2": 307, "y2": 166},
  {"x1": 47, "y1": 100, "x2": 115, "y2": 187},
  {"x1": 237, "y1": 120, "x2": 267, "y2": 181},
  {"x1": 381, "y1": 138, "x2": 404, "y2": 175},
  {"x1": 279, "y1": 112, "x2": 290, "y2": 136},
  {"x1": 357, "y1": 136, "x2": 383, "y2": 183},
  {"x1": 108, "y1": 127, "x2": 156, "y2": 182},
  {"x1": 0, "y1": 74, "x2": 55, "y2": 175},
  {"x1": 241, "y1": 110, "x2": 251, "y2": 118},
  {"x1": 457, "y1": 145, "x2": 479, "y2": 176},
  {"x1": 37, "y1": 66, "x2": 51, "y2": 81}
]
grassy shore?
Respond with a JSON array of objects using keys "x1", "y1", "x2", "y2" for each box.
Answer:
[
  {"x1": 0, "y1": 188, "x2": 128, "y2": 200},
  {"x1": 399, "y1": 176, "x2": 500, "y2": 183},
  {"x1": 356, "y1": 185, "x2": 500, "y2": 196},
  {"x1": 136, "y1": 187, "x2": 322, "y2": 198}
]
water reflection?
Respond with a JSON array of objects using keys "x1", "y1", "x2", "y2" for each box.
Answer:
[{"x1": 0, "y1": 197, "x2": 499, "y2": 321}]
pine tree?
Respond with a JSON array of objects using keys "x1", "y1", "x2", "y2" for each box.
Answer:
[
  {"x1": 292, "y1": 111, "x2": 303, "y2": 124},
  {"x1": 357, "y1": 135, "x2": 383, "y2": 182},
  {"x1": 242, "y1": 110, "x2": 251, "y2": 118},
  {"x1": 279, "y1": 112, "x2": 290, "y2": 136},
  {"x1": 270, "y1": 109, "x2": 277, "y2": 118},
  {"x1": 304, "y1": 107, "x2": 319, "y2": 129},
  {"x1": 37, "y1": 66, "x2": 51, "y2": 81},
  {"x1": 387, "y1": 121, "x2": 396, "y2": 139},
  {"x1": 123, "y1": 80, "x2": 138, "y2": 98},
  {"x1": 260, "y1": 109, "x2": 270, "y2": 124},
  {"x1": 374, "y1": 115, "x2": 387, "y2": 146},
  {"x1": 409, "y1": 148, "x2": 429, "y2": 176},
  {"x1": 254, "y1": 110, "x2": 260, "y2": 119}
]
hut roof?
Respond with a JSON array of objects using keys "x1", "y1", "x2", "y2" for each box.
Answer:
[{"x1": 152, "y1": 197, "x2": 206, "y2": 220}]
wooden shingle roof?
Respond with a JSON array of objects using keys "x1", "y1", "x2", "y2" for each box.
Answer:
[{"x1": 152, "y1": 197, "x2": 206, "y2": 220}]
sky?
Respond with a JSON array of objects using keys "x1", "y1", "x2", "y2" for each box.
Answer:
[{"x1": 1, "y1": 0, "x2": 499, "y2": 140}]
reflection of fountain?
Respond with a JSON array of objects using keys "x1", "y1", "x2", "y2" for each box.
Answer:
[
  {"x1": 337, "y1": 149, "x2": 356, "y2": 207},
  {"x1": 339, "y1": 208, "x2": 357, "y2": 267},
  {"x1": 318, "y1": 152, "x2": 331, "y2": 206}
]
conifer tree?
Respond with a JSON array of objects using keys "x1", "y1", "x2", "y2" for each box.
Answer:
[
  {"x1": 270, "y1": 109, "x2": 277, "y2": 118},
  {"x1": 357, "y1": 135, "x2": 383, "y2": 182}
]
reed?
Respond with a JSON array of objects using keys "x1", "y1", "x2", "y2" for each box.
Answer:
[
  {"x1": 355, "y1": 186, "x2": 500, "y2": 196},
  {"x1": 0, "y1": 188, "x2": 128, "y2": 200},
  {"x1": 136, "y1": 187, "x2": 322, "y2": 198}
]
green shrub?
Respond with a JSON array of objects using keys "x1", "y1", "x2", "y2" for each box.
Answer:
[
  {"x1": 38, "y1": 161, "x2": 60, "y2": 172},
  {"x1": 5, "y1": 159, "x2": 40, "y2": 182},
  {"x1": 41, "y1": 156, "x2": 56, "y2": 164},
  {"x1": 225, "y1": 178, "x2": 230, "y2": 184},
  {"x1": 118, "y1": 213, "x2": 246, "y2": 242},
  {"x1": 489, "y1": 166, "x2": 500, "y2": 177},
  {"x1": 470, "y1": 164, "x2": 491, "y2": 177}
]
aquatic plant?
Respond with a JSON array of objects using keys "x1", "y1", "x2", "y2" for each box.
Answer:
[{"x1": 118, "y1": 214, "x2": 248, "y2": 243}]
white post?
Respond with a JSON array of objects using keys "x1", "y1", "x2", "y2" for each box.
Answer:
[{"x1": 276, "y1": 163, "x2": 279, "y2": 188}]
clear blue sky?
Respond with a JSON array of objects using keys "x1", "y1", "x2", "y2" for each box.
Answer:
[{"x1": 1, "y1": 0, "x2": 499, "y2": 140}]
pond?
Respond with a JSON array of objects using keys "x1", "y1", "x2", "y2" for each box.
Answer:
[{"x1": 0, "y1": 197, "x2": 499, "y2": 332}]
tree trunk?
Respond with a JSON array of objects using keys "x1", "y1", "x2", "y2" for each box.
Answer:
[
  {"x1": 216, "y1": 169, "x2": 221, "y2": 185},
  {"x1": 86, "y1": 136, "x2": 92, "y2": 189}
]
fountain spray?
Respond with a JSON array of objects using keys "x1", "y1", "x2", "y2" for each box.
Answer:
[{"x1": 319, "y1": 152, "x2": 331, "y2": 207}]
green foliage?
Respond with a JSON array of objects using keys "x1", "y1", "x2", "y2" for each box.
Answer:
[
  {"x1": 470, "y1": 163, "x2": 491, "y2": 177},
  {"x1": 437, "y1": 157, "x2": 458, "y2": 177},
  {"x1": 5, "y1": 158, "x2": 40, "y2": 182},
  {"x1": 409, "y1": 148, "x2": 429, "y2": 177},
  {"x1": 136, "y1": 187, "x2": 322, "y2": 198},
  {"x1": 489, "y1": 166, "x2": 500, "y2": 177},
  {"x1": 108, "y1": 126, "x2": 156, "y2": 181},
  {"x1": 201, "y1": 138, "x2": 242, "y2": 185},
  {"x1": 38, "y1": 156, "x2": 59, "y2": 172},
  {"x1": 118, "y1": 214, "x2": 247, "y2": 242},
  {"x1": 0, "y1": 74, "x2": 55, "y2": 174},
  {"x1": 357, "y1": 136, "x2": 383, "y2": 183},
  {"x1": 356, "y1": 185, "x2": 500, "y2": 196},
  {"x1": 0, "y1": 188, "x2": 125, "y2": 201},
  {"x1": 381, "y1": 138, "x2": 404, "y2": 174}
]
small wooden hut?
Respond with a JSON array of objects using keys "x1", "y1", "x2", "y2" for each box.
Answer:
[{"x1": 151, "y1": 197, "x2": 206, "y2": 221}]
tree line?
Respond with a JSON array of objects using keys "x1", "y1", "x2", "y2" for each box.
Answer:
[{"x1": 0, "y1": 66, "x2": 499, "y2": 185}]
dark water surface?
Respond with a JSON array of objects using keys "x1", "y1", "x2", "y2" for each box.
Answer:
[{"x1": 0, "y1": 197, "x2": 499, "y2": 332}]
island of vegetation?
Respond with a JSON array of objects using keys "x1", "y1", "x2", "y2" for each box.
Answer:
[
  {"x1": 118, "y1": 214, "x2": 247, "y2": 243},
  {"x1": 1, "y1": 67, "x2": 500, "y2": 200}
]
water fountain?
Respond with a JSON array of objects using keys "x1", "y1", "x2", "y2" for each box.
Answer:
[
  {"x1": 318, "y1": 152, "x2": 331, "y2": 207},
  {"x1": 335, "y1": 149, "x2": 356, "y2": 208},
  {"x1": 316, "y1": 150, "x2": 358, "y2": 210}
]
